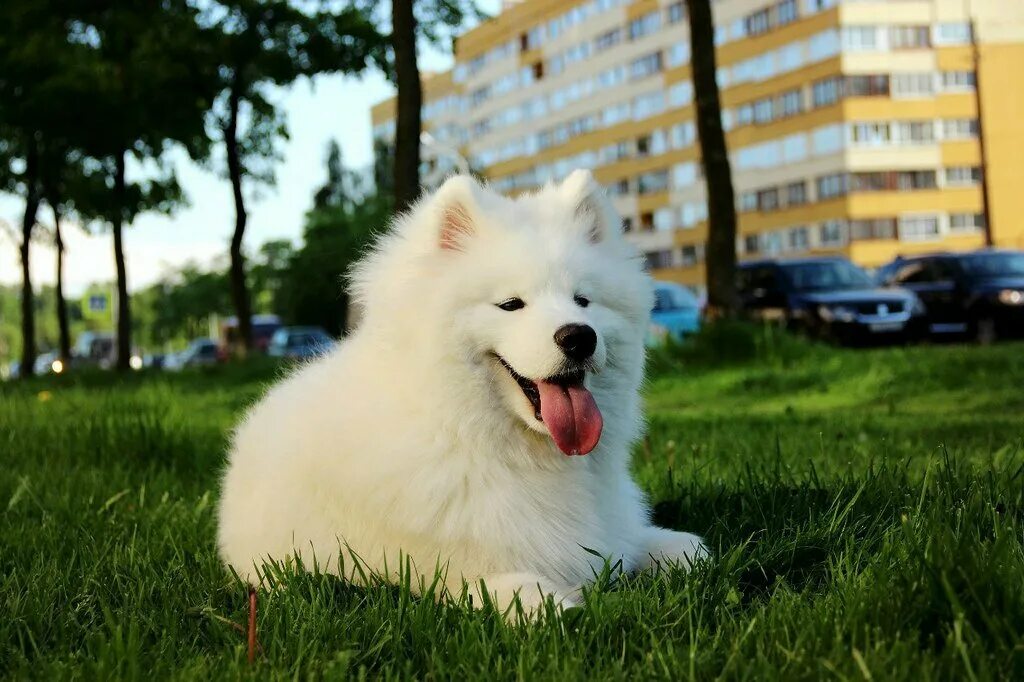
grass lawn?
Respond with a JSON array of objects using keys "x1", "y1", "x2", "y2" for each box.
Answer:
[{"x1": 2, "y1": 333, "x2": 1023, "y2": 680}]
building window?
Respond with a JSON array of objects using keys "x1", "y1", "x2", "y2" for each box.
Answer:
[
  {"x1": 777, "y1": 89, "x2": 803, "y2": 117},
  {"x1": 934, "y1": 22, "x2": 971, "y2": 46},
  {"x1": 846, "y1": 74, "x2": 889, "y2": 96},
  {"x1": 739, "y1": 191, "x2": 758, "y2": 212},
  {"x1": 629, "y1": 12, "x2": 660, "y2": 40},
  {"x1": 812, "y1": 77, "x2": 842, "y2": 107},
  {"x1": 757, "y1": 188, "x2": 780, "y2": 212},
  {"x1": 949, "y1": 212, "x2": 984, "y2": 233},
  {"x1": 630, "y1": 52, "x2": 663, "y2": 80},
  {"x1": 667, "y1": 1, "x2": 685, "y2": 24},
  {"x1": 531, "y1": 61, "x2": 544, "y2": 81},
  {"x1": 753, "y1": 97, "x2": 773, "y2": 124},
  {"x1": 899, "y1": 215, "x2": 941, "y2": 241},
  {"x1": 842, "y1": 26, "x2": 879, "y2": 51},
  {"x1": 945, "y1": 166, "x2": 981, "y2": 186},
  {"x1": 816, "y1": 173, "x2": 848, "y2": 199},
  {"x1": 743, "y1": 234, "x2": 760, "y2": 254},
  {"x1": 654, "y1": 208, "x2": 676, "y2": 231},
  {"x1": 640, "y1": 211, "x2": 655, "y2": 231},
  {"x1": 788, "y1": 226, "x2": 810, "y2": 251},
  {"x1": 622, "y1": 216, "x2": 634, "y2": 232},
  {"x1": 680, "y1": 244, "x2": 700, "y2": 266},
  {"x1": 777, "y1": 0, "x2": 799, "y2": 26},
  {"x1": 645, "y1": 250, "x2": 672, "y2": 269},
  {"x1": 674, "y1": 162, "x2": 697, "y2": 189},
  {"x1": 890, "y1": 26, "x2": 930, "y2": 49},
  {"x1": 819, "y1": 220, "x2": 847, "y2": 246},
  {"x1": 595, "y1": 28, "x2": 622, "y2": 52},
  {"x1": 786, "y1": 181, "x2": 808, "y2": 206},
  {"x1": 891, "y1": 73, "x2": 935, "y2": 97},
  {"x1": 941, "y1": 71, "x2": 975, "y2": 91},
  {"x1": 850, "y1": 122, "x2": 891, "y2": 146},
  {"x1": 943, "y1": 119, "x2": 979, "y2": 139},
  {"x1": 895, "y1": 121, "x2": 935, "y2": 144},
  {"x1": 636, "y1": 135, "x2": 651, "y2": 157},
  {"x1": 850, "y1": 218, "x2": 897, "y2": 241},
  {"x1": 745, "y1": 8, "x2": 771, "y2": 36},
  {"x1": 638, "y1": 170, "x2": 670, "y2": 195}
]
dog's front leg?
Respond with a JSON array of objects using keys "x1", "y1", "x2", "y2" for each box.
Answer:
[
  {"x1": 639, "y1": 527, "x2": 709, "y2": 571},
  {"x1": 467, "y1": 572, "x2": 577, "y2": 616}
]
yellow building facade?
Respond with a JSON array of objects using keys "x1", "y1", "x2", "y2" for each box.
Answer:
[{"x1": 372, "y1": 0, "x2": 1024, "y2": 290}]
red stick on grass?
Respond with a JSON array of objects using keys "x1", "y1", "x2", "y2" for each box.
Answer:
[{"x1": 247, "y1": 588, "x2": 258, "y2": 664}]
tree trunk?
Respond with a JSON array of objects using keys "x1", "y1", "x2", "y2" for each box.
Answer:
[
  {"x1": 391, "y1": 0, "x2": 422, "y2": 214},
  {"x1": 113, "y1": 150, "x2": 132, "y2": 371},
  {"x1": 53, "y1": 204, "x2": 72, "y2": 364},
  {"x1": 688, "y1": 0, "x2": 739, "y2": 318},
  {"x1": 19, "y1": 138, "x2": 41, "y2": 379},
  {"x1": 225, "y1": 78, "x2": 253, "y2": 355}
]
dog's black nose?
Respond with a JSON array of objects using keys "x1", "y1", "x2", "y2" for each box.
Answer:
[{"x1": 554, "y1": 324, "x2": 597, "y2": 361}]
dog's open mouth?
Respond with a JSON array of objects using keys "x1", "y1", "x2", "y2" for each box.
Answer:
[{"x1": 496, "y1": 356, "x2": 603, "y2": 457}]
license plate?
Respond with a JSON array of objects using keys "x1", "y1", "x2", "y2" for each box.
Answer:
[{"x1": 869, "y1": 321, "x2": 904, "y2": 333}]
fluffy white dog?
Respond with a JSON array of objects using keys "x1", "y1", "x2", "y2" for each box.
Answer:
[{"x1": 217, "y1": 170, "x2": 706, "y2": 613}]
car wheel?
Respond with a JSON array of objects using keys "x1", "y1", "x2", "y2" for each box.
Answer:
[{"x1": 974, "y1": 316, "x2": 997, "y2": 345}]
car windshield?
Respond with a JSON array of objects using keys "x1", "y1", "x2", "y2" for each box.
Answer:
[
  {"x1": 780, "y1": 261, "x2": 874, "y2": 292},
  {"x1": 956, "y1": 252, "x2": 1024, "y2": 278}
]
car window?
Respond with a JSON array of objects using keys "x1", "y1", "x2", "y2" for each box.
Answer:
[
  {"x1": 780, "y1": 261, "x2": 873, "y2": 291},
  {"x1": 957, "y1": 252, "x2": 1024, "y2": 278},
  {"x1": 270, "y1": 329, "x2": 289, "y2": 346},
  {"x1": 738, "y1": 267, "x2": 778, "y2": 295},
  {"x1": 894, "y1": 260, "x2": 951, "y2": 284}
]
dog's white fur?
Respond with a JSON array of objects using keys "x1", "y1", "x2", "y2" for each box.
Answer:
[{"x1": 217, "y1": 170, "x2": 706, "y2": 613}]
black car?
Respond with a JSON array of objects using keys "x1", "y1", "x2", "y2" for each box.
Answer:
[
  {"x1": 880, "y1": 250, "x2": 1024, "y2": 343},
  {"x1": 738, "y1": 257, "x2": 925, "y2": 344}
]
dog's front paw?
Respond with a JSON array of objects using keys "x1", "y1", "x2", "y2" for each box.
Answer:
[
  {"x1": 469, "y1": 572, "x2": 578, "y2": 619},
  {"x1": 642, "y1": 529, "x2": 709, "y2": 570}
]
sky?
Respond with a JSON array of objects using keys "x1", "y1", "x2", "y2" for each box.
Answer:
[{"x1": 0, "y1": 1, "x2": 501, "y2": 298}]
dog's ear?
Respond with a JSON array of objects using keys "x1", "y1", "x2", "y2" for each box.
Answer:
[
  {"x1": 560, "y1": 169, "x2": 619, "y2": 243},
  {"x1": 433, "y1": 175, "x2": 482, "y2": 252}
]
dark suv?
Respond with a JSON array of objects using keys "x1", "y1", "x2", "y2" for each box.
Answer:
[
  {"x1": 879, "y1": 250, "x2": 1024, "y2": 343},
  {"x1": 738, "y1": 257, "x2": 925, "y2": 344}
]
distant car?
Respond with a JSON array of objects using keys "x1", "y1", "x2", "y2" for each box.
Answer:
[
  {"x1": 738, "y1": 257, "x2": 925, "y2": 344},
  {"x1": 73, "y1": 331, "x2": 116, "y2": 369},
  {"x1": 174, "y1": 338, "x2": 222, "y2": 369},
  {"x1": 221, "y1": 314, "x2": 283, "y2": 353},
  {"x1": 880, "y1": 250, "x2": 1024, "y2": 343},
  {"x1": 648, "y1": 282, "x2": 701, "y2": 345},
  {"x1": 2, "y1": 361, "x2": 20, "y2": 381},
  {"x1": 33, "y1": 351, "x2": 62, "y2": 376},
  {"x1": 268, "y1": 327, "x2": 336, "y2": 360}
]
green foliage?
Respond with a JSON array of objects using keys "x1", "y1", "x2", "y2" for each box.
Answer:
[
  {"x1": 647, "y1": 320, "x2": 826, "y2": 375},
  {"x1": 1, "y1": 344, "x2": 1023, "y2": 678}
]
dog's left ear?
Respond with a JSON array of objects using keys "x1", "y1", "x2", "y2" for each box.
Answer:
[
  {"x1": 432, "y1": 175, "x2": 483, "y2": 252},
  {"x1": 560, "y1": 169, "x2": 620, "y2": 243}
]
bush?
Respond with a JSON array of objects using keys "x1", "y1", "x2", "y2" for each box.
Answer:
[{"x1": 647, "y1": 320, "x2": 829, "y2": 376}]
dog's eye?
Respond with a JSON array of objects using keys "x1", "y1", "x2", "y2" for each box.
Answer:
[
  {"x1": 574, "y1": 294, "x2": 590, "y2": 308},
  {"x1": 496, "y1": 297, "x2": 525, "y2": 311}
]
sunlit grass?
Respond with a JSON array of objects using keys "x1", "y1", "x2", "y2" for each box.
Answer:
[{"x1": 1, "y1": 339, "x2": 1022, "y2": 679}]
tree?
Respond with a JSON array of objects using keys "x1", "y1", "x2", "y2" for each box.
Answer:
[
  {"x1": 203, "y1": 0, "x2": 383, "y2": 354},
  {"x1": 279, "y1": 140, "x2": 388, "y2": 335},
  {"x1": 67, "y1": 0, "x2": 218, "y2": 370},
  {"x1": 687, "y1": 0, "x2": 739, "y2": 318},
  {"x1": 386, "y1": 1, "x2": 481, "y2": 213},
  {"x1": 0, "y1": 0, "x2": 88, "y2": 377},
  {"x1": 390, "y1": 0, "x2": 421, "y2": 214}
]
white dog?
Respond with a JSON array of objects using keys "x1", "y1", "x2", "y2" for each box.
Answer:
[{"x1": 217, "y1": 170, "x2": 706, "y2": 613}]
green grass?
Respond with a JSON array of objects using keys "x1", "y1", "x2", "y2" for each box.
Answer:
[{"x1": 2, "y1": 334, "x2": 1023, "y2": 680}]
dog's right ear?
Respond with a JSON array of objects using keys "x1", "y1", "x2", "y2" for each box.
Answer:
[{"x1": 433, "y1": 175, "x2": 482, "y2": 252}]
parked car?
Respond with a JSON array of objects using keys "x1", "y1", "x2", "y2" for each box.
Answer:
[
  {"x1": 268, "y1": 326, "x2": 336, "y2": 360},
  {"x1": 73, "y1": 331, "x2": 115, "y2": 369},
  {"x1": 879, "y1": 250, "x2": 1024, "y2": 343},
  {"x1": 33, "y1": 351, "x2": 63, "y2": 376},
  {"x1": 738, "y1": 257, "x2": 925, "y2": 344},
  {"x1": 170, "y1": 338, "x2": 222, "y2": 370},
  {"x1": 221, "y1": 314, "x2": 282, "y2": 353},
  {"x1": 648, "y1": 282, "x2": 701, "y2": 345}
]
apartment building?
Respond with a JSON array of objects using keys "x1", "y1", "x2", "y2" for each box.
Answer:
[{"x1": 371, "y1": 0, "x2": 1024, "y2": 290}]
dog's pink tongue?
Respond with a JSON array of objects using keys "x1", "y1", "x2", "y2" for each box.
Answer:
[{"x1": 537, "y1": 381, "x2": 603, "y2": 456}]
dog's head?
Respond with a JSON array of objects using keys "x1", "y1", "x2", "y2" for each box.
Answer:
[{"x1": 352, "y1": 170, "x2": 652, "y2": 457}]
